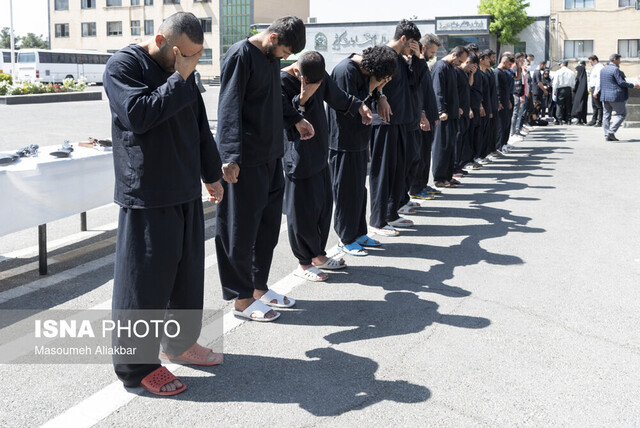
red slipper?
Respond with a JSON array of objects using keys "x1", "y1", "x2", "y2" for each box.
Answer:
[
  {"x1": 161, "y1": 343, "x2": 223, "y2": 366},
  {"x1": 140, "y1": 366, "x2": 186, "y2": 396}
]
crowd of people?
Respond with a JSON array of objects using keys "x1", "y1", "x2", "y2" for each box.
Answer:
[{"x1": 102, "y1": 12, "x2": 639, "y2": 396}]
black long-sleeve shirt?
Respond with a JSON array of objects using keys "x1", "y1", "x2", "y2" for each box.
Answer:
[
  {"x1": 432, "y1": 59, "x2": 460, "y2": 120},
  {"x1": 485, "y1": 68, "x2": 498, "y2": 114},
  {"x1": 327, "y1": 56, "x2": 372, "y2": 152},
  {"x1": 480, "y1": 69, "x2": 493, "y2": 115},
  {"x1": 410, "y1": 60, "x2": 438, "y2": 131},
  {"x1": 103, "y1": 44, "x2": 221, "y2": 209},
  {"x1": 455, "y1": 67, "x2": 471, "y2": 118},
  {"x1": 281, "y1": 71, "x2": 362, "y2": 179},
  {"x1": 470, "y1": 68, "x2": 483, "y2": 110},
  {"x1": 495, "y1": 67, "x2": 511, "y2": 107},
  {"x1": 373, "y1": 46, "x2": 426, "y2": 125},
  {"x1": 217, "y1": 39, "x2": 290, "y2": 167}
]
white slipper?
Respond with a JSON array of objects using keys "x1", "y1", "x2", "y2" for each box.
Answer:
[
  {"x1": 232, "y1": 300, "x2": 280, "y2": 322},
  {"x1": 259, "y1": 289, "x2": 296, "y2": 308},
  {"x1": 388, "y1": 217, "x2": 414, "y2": 227},
  {"x1": 293, "y1": 266, "x2": 327, "y2": 282},
  {"x1": 370, "y1": 224, "x2": 399, "y2": 236},
  {"x1": 397, "y1": 204, "x2": 416, "y2": 214},
  {"x1": 314, "y1": 257, "x2": 347, "y2": 270},
  {"x1": 406, "y1": 201, "x2": 420, "y2": 207}
]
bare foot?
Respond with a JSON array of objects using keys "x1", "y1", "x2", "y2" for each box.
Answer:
[
  {"x1": 300, "y1": 264, "x2": 328, "y2": 280},
  {"x1": 312, "y1": 255, "x2": 346, "y2": 267},
  {"x1": 160, "y1": 379, "x2": 183, "y2": 393},
  {"x1": 235, "y1": 297, "x2": 278, "y2": 319}
]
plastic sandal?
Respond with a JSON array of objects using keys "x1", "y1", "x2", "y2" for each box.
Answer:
[
  {"x1": 340, "y1": 241, "x2": 368, "y2": 256},
  {"x1": 314, "y1": 257, "x2": 347, "y2": 270},
  {"x1": 356, "y1": 235, "x2": 382, "y2": 247},
  {"x1": 259, "y1": 289, "x2": 296, "y2": 308},
  {"x1": 397, "y1": 205, "x2": 416, "y2": 214},
  {"x1": 140, "y1": 366, "x2": 186, "y2": 396},
  {"x1": 370, "y1": 225, "x2": 399, "y2": 236},
  {"x1": 293, "y1": 265, "x2": 329, "y2": 281},
  {"x1": 388, "y1": 217, "x2": 414, "y2": 227},
  {"x1": 232, "y1": 300, "x2": 280, "y2": 322},
  {"x1": 161, "y1": 343, "x2": 223, "y2": 366}
]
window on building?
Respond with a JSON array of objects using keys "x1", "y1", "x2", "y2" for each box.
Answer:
[
  {"x1": 106, "y1": 0, "x2": 122, "y2": 6},
  {"x1": 131, "y1": 0, "x2": 140, "y2": 5},
  {"x1": 618, "y1": 0, "x2": 634, "y2": 6},
  {"x1": 564, "y1": 40, "x2": 594, "y2": 59},
  {"x1": 131, "y1": 20, "x2": 141, "y2": 36},
  {"x1": 145, "y1": 0, "x2": 154, "y2": 4},
  {"x1": 199, "y1": 48, "x2": 213, "y2": 65},
  {"x1": 199, "y1": 18, "x2": 212, "y2": 33},
  {"x1": 82, "y1": 22, "x2": 96, "y2": 37},
  {"x1": 81, "y1": 0, "x2": 96, "y2": 8},
  {"x1": 221, "y1": 0, "x2": 252, "y2": 55},
  {"x1": 144, "y1": 20, "x2": 154, "y2": 35},
  {"x1": 164, "y1": 0, "x2": 180, "y2": 4},
  {"x1": 107, "y1": 21, "x2": 123, "y2": 36},
  {"x1": 54, "y1": 0, "x2": 68, "y2": 10},
  {"x1": 55, "y1": 23, "x2": 69, "y2": 38},
  {"x1": 619, "y1": 39, "x2": 640, "y2": 58},
  {"x1": 564, "y1": 0, "x2": 594, "y2": 8}
]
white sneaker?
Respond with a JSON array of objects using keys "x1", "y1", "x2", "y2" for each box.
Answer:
[{"x1": 370, "y1": 224, "x2": 399, "y2": 236}]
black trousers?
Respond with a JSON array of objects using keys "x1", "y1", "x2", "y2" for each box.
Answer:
[
  {"x1": 471, "y1": 112, "x2": 485, "y2": 160},
  {"x1": 454, "y1": 115, "x2": 473, "y2": 170},
  {"x1": 556, "y1": 87, "x2": 572, "y2": 123},
  {"x1": 215, "y1": 159, "x2": 284, "y2": 300},
  {"x1": 112, "y1": 198, "x2": 205, "y2": 387},
  {"x1": 496, "y1": 107, "x2": 510, "y2": 150},
  {"x1": 589, "y1": 89, "x2": 603, "y2": 124},
  {"x1": 400, "y1": 127, "x2": 421, "y2": 207},
  {"x1": 410, "y1": 129, "x2": 433, "y2": 195},
  {"x1": 432, "y1": 118, "x2": 459, "y2": 182},
  {"x1": 329, "y1": 149, "x2": 368, "y2": 246},
  {"x1": 482, "y1": 115, "x2": 497, "y2": 157},
  {"x1": 369, "y1": 124, "x2": 406, "y2": 228},
  {"x1": 284, "y1": 167, "x2": 332, "y2": 265}
]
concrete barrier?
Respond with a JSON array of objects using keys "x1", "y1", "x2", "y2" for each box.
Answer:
[
  {"x1": 0, "y1": 91, "x2": 102, "y2": 105},
  {"x1": 625, "y1": 87, "x2": 640, "y2": 128}
]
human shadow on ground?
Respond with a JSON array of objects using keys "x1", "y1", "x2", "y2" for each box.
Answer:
[
  {"x1": 276, "y1": 291, "x2": 490, "y2": 344},
  {"x1": 173, "y1": 347, "x2": 431, "y2": 416}
]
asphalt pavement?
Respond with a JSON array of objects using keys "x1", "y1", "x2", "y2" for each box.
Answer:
[{"x1": 1, "y1": 91, "x2": 639, "y2": 427}]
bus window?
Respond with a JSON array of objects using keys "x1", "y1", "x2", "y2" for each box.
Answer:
[{"x1": 19, "y1": 52, "x2": 36, "y2": 63}]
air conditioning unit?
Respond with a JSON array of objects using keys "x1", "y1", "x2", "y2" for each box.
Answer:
[{"x1": 307, "y1": 17, "x2": 317, "y2": 24}]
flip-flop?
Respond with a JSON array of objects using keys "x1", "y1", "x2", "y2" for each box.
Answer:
[
  {"x1": 340, "y1": 241, "x2": 368, "y2": 256},
  {"x1": 314, "y1": 257, "x2": 347, "y2": 270},
  {"x1": 140, "y1": 366, "x2": 186, "y2": 396},
  {"x1": 293, "y1": 265, "x2": 328, "y2": 282},
  {"x1": 356, "y1": 235, "x2": 382, "y2": 247},
  {"x1": 369, "y1": 224, "x2": 399, "y2": 236},
  {"x1": 232, "y1": 300, "x2": 280, "y2": 322},
  {"x1": 161, "y1": 343, "x2": 223, "y2": 366},
  {"x1": 259, "y1": 289, "x2": 296, "y2": 308}
]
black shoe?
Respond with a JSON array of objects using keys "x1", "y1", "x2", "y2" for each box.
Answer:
[
  {"x1": 606, "y1": 133, "x2": 619, "y2": 141},
  {"x1": 595, "y1": 122, "x2": 602, "y2": 127},
  {"x1": 586, "y1": 122, "x2": 596, "y2": 126}
]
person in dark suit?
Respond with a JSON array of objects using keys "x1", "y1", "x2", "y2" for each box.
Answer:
[
  {"x1": 597, "y1": 53, "x2": 640, "y2": 141},
  {"x1": 571, "y1": 60, "x2": 589, "y2": 124}
]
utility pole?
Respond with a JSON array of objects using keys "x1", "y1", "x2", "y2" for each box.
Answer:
[{"x1": 9, "y1": 0, "x2": 16, "y2": 79}]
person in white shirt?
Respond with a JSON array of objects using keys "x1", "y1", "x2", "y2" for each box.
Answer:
[
  {"x1": 587, "y1": 55, "x2": 604, "y2": 126},
  {"x1": 553, "y1": 60, "x2": 576, "y2": 125}
]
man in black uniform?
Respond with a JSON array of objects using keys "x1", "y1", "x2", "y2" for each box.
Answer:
[
  {"x1": 215, "y1": 17, "x2": 311, "y2": 322},
  {"x1": 453, "y1": 53, "x2": 476, "y2": 179},
  {"x1": 327, "y1": 46, "x2": 396, "y2": 256},
  {"x1": 281, "y1": 51, "x2": 372, "y2": 280},
  {"x1": 431, "y1": 45, "x2": 469, "y2": 188},
  {"x1": 495, "y1": 54, "x2": 515, "y2": 153},
  {"x1": 368, "y1": 19, "x2": 425, "y2": 236},
  {"x1": 408, "y1": 33, "x2": 441, "y2": 200},
  {"x1": 104, "y1": 12, "x2": 224, "y2": 396}
]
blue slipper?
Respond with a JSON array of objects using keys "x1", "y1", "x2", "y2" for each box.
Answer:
[
  {"x1": 356, "y1": 235, "x2": 382, "y2": 247},
  {"x1": 340, "y1": 241, "x2": 368, "y2": 256}
]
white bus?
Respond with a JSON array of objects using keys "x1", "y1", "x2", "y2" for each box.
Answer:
[
  {"x1": 0, "y1": 49, "x2": 18, "y2": 75},
  {"x1": 17, "y1": 49, "x2": 112, "y2": 84}
]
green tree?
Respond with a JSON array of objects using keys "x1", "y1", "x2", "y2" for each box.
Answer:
[
  {"x1": 20, "y1": 33, "x2": 49, "y2": 49},
  {"x1": 478, "y1": 0, "x2": 534, "y2": 49},
  {"x1": 0, "y1": 27, "x2": 21, "y2": 49}
]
